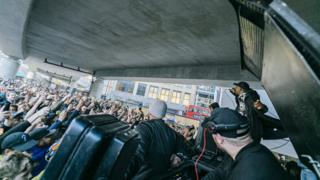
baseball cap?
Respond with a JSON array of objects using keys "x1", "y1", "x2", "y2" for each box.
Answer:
[
  {"x1": 1, "y1": 132, "x2": 38, "y2": 151},
  {"x1": 233, "y1": 81, "x2": 250, "y2": 90},
  {"x1": 204, "y1": 108, "x2": 249, "y2": 138},
  {"x1": 149, "y1": 100, "x2": 167, "y2": 119},
  {"x1": 29, "y1": 128, "x2": 56, "y2": 140}
]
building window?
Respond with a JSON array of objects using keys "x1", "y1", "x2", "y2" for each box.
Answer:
[
  {"x1": 171, "y1": 91, "x2": 181, "y2": 104},
  {"x1": 160, "y1": 88, "x2": 170, "y2": 101},
  {"x1": 148, "y1": 86, "x2": 158, "y2": 99},
  {"x1": 136, "y1": 83, "x2": 147, "y2": 96},
  {"x1": 198, "y1": 93, "x2": 208, "y2": 98},
  {"x1": 116, "y1": 81, "x2": 134, "y2": 93},
  {"x1": 183, "y1": 93, "x2": 191, "y2": 105}
]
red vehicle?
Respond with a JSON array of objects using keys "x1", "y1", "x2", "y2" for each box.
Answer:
[{"x1": 184, "y1": 105, "x2": 210, "y2": 120}]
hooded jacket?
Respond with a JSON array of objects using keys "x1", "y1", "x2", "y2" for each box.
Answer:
[{"x1": 235, "y1": 89, "x2": 286, "y2": 141}]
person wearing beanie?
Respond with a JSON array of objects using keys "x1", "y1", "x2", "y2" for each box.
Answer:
[
  {"x1": 202, "y1": 108, "x2": 289, "y2": 180},
  {"x1": 147, "y1": 100, "x2": 167, "y2": 120},
  {"x1": 125, "y1": 100, "x2": 190, "y2": 180}
]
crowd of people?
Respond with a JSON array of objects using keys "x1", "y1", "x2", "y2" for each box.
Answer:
[
  {"x1": 0, "y1": 78, "x2": 197, "y2": 179},
  {"x1": 0, "y1": 78, "x2": 316, "y2": 180},
  {"x1": 0, "y1": 78, "x2": 152, "y2": 179}
]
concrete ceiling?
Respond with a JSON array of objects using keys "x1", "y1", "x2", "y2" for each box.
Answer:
[
  {"x1": 25, "y1": 0, "x2": 240, "y2": 71},
  {"x1": 1, "y1": 0, "x2": 319, "y2": 82},
  {"x1": 0, "y1": 0, "x2": 260, "y2": 82}
]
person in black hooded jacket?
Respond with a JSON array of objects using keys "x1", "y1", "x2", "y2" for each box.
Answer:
[
  {"x1": 125, "y1": 100, "x2": 190, "y2": 180},
  {"x1": 230, "y1": 82, "x2": 267, "y2": 142},
  {"x1": 230, "y1": 82, "x2": 288, "y2": 142}
]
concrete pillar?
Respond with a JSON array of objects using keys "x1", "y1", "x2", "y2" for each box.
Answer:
[
  {"x1": 179, "y1": 91, "x2": 184, "y2": 105},
  {"x1": 168, "y1": 89, "x2": 173, "y2": 103},
  {"x1": 214, "y1": 87, "x2": 222, "y2": 104},
  {"x1": 90, "y1": 78, "x2": 106, "y2": 99},
  {"x1": 189, "y1": 85, "x2": 197, "y2": 106},
  {"x1": 0, "y1": 56, "x2": 20, "y2": 80},
  {"x1": 195, "y1": 92, "x2": 199, "y2": 106},
  {"x1": 132, "y1": 82, "x2": 139, "y2": 95},
  {"x1": 145, "y1": 84, "x2": 150, "y2": 98}
]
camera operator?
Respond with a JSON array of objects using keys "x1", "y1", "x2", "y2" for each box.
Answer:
[{"x1": 202, "y1": 108, "x2": 289, "y2": 180}]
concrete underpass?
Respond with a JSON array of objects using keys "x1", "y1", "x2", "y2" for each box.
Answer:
[{"x1": 0, "y1": 0, "x2": 319, "y2": 179}]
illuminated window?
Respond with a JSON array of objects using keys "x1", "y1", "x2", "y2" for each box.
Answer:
[
  {"x1": 171, "y1": 91, "x2": 181, "y2": 104},
  {"x1": 183, "y1": 93, "x2": 191, "y2": 105},
  {"x1": 148, "y1": 86, "x2": 158, "y2": 99},
  {"x1": 116, "y1": 81, "x2": 134, "y2": 93},
  {"x1": 160, "y1": 88, "x2": 170, "y2": 101}
]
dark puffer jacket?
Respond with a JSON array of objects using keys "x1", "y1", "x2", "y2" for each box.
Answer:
[{"x1": 125, "y1": 119, "x2": 190, "y2": 180}]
